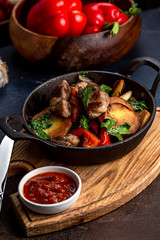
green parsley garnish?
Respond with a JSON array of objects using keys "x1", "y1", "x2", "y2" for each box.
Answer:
[
  {"x1": 99, "y1": 84, "x2": 112, "y2": 95},
  {"x1": 80, "y1": 114, "x2": 89, "y2": 129},
  {"x1": 29, "y1": 112, "x2": 51, "y2": 140},
  {"x1": 81, "y1": 85, "x2": 94, "y2": 107},
  {"x1": 101, "y1": 119, "x2": 131, "y2": 141},
  {"x1": 129, "y1": 97, "x2": 149, "y2": 111}
]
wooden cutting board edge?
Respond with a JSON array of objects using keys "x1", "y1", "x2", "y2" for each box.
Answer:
[
  {"x1": 10, "y1": 145, "x2": 160, "y2": 236},
  {"x1": 9, "y1": 107, "x2": 160, "y2": 236}
]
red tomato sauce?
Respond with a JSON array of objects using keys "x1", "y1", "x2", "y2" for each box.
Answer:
[{"x1": 23, "y1": 171, "x2": 77, "y2": 204}]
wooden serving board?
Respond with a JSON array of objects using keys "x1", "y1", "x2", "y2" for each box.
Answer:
[{"x1": 9, "y1": 108, "x2": 160, "y2": 237}]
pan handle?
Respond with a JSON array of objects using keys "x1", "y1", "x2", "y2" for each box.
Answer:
[
  {"x1": 119, "y1": 56, "x2": 160, "y2": 97},
  {"x1": 0, "y1": 114, "x2": 47, "y2": 144}
]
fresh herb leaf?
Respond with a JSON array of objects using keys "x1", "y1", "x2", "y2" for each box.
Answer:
[
  {"x1": 81, "y1": 72, "x2": 88, "y2": 77},
  {"x1": 81, "y1": 85, "x2": 94, "y2": 106},
  {"x1": 29, "y1": 112, "x2": 51, "y2": 140},
  {"x1": 101, "y1": 118, "x2": 116, "y2": 130},
  {"x1": 29, "y1": 112, "x2": 52, "y2": 131},
  {"x1": 80, "y1": 114, "x2": 89, "y2": 129},
  {"x1": 107, "y1": 128, "x2": 123, "y2": 141},
  {"x1": 115, "y1": 123, "x2": 131, "y2": 135},
  {"x1": 99, "y1": 84, "x2": 112, "y2": 95},
  {"x1": 35, "y1": 128, "x2": 50, "y2": 140},
  {"x1": 129, "y1": 97, "x2": 148, "y2": 111},
  {"x1": 108, "y1": 123, "x2": 131, "y2": 141},
  {"x1": 101, "y1": 119, "x2": 131, "y2": 141}
]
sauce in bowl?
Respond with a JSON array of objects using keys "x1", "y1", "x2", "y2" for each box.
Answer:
[{"x1": 23, "y1": 171, "x2": 77, "y2": 204}]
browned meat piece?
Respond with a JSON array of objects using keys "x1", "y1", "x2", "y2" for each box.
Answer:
[
  {"x1": 86, "y1": 89, "x2": 110, "y2": 119},
  {"x1": 75, "y1": 76, "x2": 98, "y2": 95},
  {"x1": 54, "y1": 80, "x2": 71, "y2": 100},
  {"x1": 51, "y1": 134, "x2": 80, "y2": 147},
  {"x1": 50, "y1": 97, "x2": 71, "y2": 118}
]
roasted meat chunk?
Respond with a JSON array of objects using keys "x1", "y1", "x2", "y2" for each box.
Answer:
[
  {"x1": 50, "y1": 97, "x2": 71, "y2": 118},
  {"x1": 54, "y1": 80, "x2": 71, "y2": 100},
  {"x1": 86, "y1": 89, "x2": 110, "y2": 119},
  {"x1": 51, "y1": 134, "x2": 80, "y2": 147}
]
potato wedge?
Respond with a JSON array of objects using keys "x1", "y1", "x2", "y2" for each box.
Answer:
[
  {"x1": 32, "y1": 107, "x2": 51, "y2": 121},
  {"x1": 31, "y1": 108, "x2": 72, "y2": 138},
  {"x1": 44, "y1": 115, "x2": 72, "y2": 138},
  {"x1": 108, "y1": 103, "x2": 140, "y2": 134},
  {"x1": 136, "y1": 109, "x2": 151, "y2": 130},
  {"x1": 110, "y1": 97, "x2": 133, "y2": 111}
]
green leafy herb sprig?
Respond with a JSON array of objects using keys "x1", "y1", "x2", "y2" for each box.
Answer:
[
  {"x1": 29, "y1": 112, "x2": 51, "y2": 140},
  {"x1": 129, "y1": 97, "x2": 148, "y2": 111},
  {"x1": 80, "y1": 114, "x2": 90, "y2": 129},
  {"x1": 101, "y1": 119, "x2": 131, "y2": 141},
  {"x1": 80, "y1": 85, "x2": 94, "y2": 107},
  {"x1": 99, "y1": 84, "x2": 112, "y2": 95}
]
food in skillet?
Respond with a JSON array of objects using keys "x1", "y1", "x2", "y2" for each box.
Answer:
[{"x1": 29, "y1": 73, "x2": 151, "y2": 148}]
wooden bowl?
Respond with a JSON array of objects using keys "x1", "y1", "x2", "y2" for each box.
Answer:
[{"x1": 9, "y1": 0, "x2": 142, "y2": 72}]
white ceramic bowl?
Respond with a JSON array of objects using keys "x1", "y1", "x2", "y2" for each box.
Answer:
[{"x1": 18, "y1": 166, "x2": 81, "y2": 214}]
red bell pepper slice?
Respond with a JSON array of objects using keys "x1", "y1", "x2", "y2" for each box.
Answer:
[
  {"x1": 70, "y1": 86, "x2": 82, "y2": 122},
  {"x1": 99, "y1": 128, "x2": 111, "y2": 146},
  {"x1": 83, "y1": 129, "x2": 100, "y2": 148},
  {"x1": 89, "y1": 120, "x2": 99, "y2": 135},
  {"x1": 70, "y1": 86, "x2": 78, "y2": 98},
  {"x1": 72, "y1": 127, "x2": 84, "y2": 137}
]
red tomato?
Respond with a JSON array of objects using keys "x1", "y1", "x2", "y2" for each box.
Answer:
[
  {"x1": 69, "y1": 0, "x2": 82, "y2": 11},
  {"x1": 27, "y1": 0, "x2": 87, "y2": 37},
  {"x1": 38, "y1": 13, "x2": 70, "y2": 36},
  {"x1": 83, "y1": 25, "x2": 101, "y2": 35},
  {"x1": 67, "y1": 10, "x2": 87, "y2": 36}
]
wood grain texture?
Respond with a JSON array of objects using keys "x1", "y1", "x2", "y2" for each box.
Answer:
[{"x1": 9, "y1": 108, "x2": 160, "y2": 237}]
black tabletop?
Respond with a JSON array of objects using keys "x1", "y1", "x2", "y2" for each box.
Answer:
[{"x1": 0, "y1": 6, "x2": 160, "y2": 240}]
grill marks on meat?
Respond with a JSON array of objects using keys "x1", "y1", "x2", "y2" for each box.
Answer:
[
  {"x1": 50, "y1": 80, "x2": 72, "y2": 117},
  {"x1": 51, "y1": 134, "x2": 80, "y2": 147},
  {"x1": 86, "y1": 89, "x2": 110, "y2": 119}
]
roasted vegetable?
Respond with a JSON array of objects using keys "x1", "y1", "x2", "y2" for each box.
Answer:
[
  {"x1": 136, "y1": 109, "x2": 151, "y2": 130},
  {"x1": 99, "y1": 128, "x2": 111, "y2": 146},
  {"x1": 112, "y1": 79, "x2": 125, "y2": 97},
  {"x1": 120, "y1": 91, "x2": 132, "y2": 101},
  {"x1": 110, "y1": 97, "x2": 133, "y2": 111},
  {"x1": 29, "y1": 109, "x2": 72, "y2": 139},
  {"x1": 108, "y1": 103, "x2": 140, "y2": 134},
  {"x1": 83, "y1": 129, "x2": 100, "y2": 148}
]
